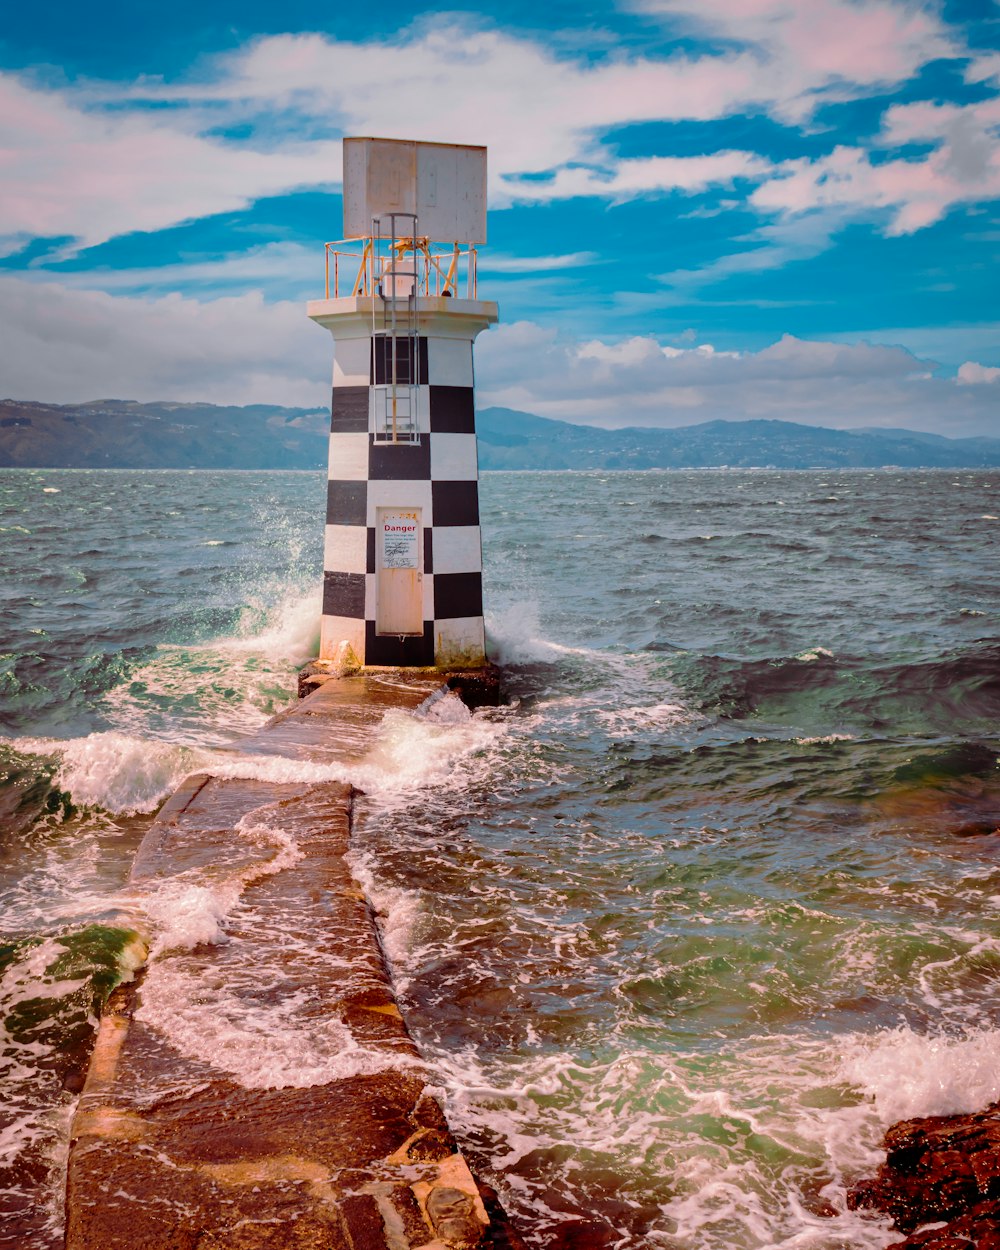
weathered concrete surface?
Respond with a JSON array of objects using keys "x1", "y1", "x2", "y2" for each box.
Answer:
[
  {"x1": 66, "y1": 673, "x2": 515, "y2": 1250},
  {"x1": 298, "y1": 661, "x2": 504, "y2": 710},
  {"x1": 242, "y1": 670, "x2": 448, "y2": 762}
]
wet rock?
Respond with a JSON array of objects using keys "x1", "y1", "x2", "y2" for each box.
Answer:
[
  {"x1": 545, "y1": 1219, "x2": 621, "y2": 1249},
  {"x1": 848, "y1": 1101, "x2": 1000, "y2": 1245},
  {"x1": 474, "y1": 1180, "x2": 531, "y2": 1250},
  {"x1": 426, "y1": 1185, "x2": 483, "y2": 1246},
  {"x1": 444, "y1": 663, "x2": 505, "y2": 709},
  {"x1": 892, "y1": 1200, "x2": 1000, "y2": 1248},
  {"x1": 951, "y1": 821, "x2": 1000, "y2": 838}
]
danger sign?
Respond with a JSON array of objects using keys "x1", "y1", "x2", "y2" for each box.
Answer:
[{"x1": 381, "y1": 513, "x2": 419, "y2": 569}]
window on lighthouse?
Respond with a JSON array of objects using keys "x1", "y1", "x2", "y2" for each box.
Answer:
[{"x1": 372, "y1": 335, "x2": 427, "y2": 386}]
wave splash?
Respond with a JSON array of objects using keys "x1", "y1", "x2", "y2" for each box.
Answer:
[
  {"x1": 131, "y1": 807, "x2": 416, "y2": 1091},
  {"x1": 843, "y1": 1024, "x2": 1000, "y2": 1124},
  {"x1": 101, "y1": 584, "x2": 321, "y2": 743}
]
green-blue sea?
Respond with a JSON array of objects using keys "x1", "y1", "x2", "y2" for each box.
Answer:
[{"x1": 2, "y1": 467, "x2": 999, "y2": 1249}]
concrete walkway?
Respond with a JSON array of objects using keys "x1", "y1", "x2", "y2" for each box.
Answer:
[{"x1": 66, "y1": 675, "x2": 513, "y2": 1250}]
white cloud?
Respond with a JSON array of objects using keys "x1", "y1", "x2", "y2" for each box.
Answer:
[
  {"x1": 0, "y1": 3, "x2": 984, "y2": 257},
  {"x1": 480, "y1": 252, "x2": 600, "y2": 273},
  {"x1": 501, "y1": 151, "x2": 771, "y2": 203},
  {"x1": 630, "y1": 0, "x2": 958, "y2": 117},
  {"x1": 32, "y1": 242, "x2": 319, "y2": 294},
  {"x1": 0, "y1": 275, "x2": 328, "y2": 407},
  {"x1": 0, "y1": 73, "x2": 340, "y2": 251},
  {"x1": 157, "y1": 27, "x2": 770, "y2": 175},
  {"x1": 658, "y1": 207, "x2": 852, "y2": 296},
  {"x1": 197, "y1": 8, "x2": 955, "y2": 157},
  {"x1": 751, "y1": 99, "x2": 1000, "y2": 234},
  {"x1": 475, "y1": 321, "x2": 999, "y2": 436},
  {"x1": 967, "y1": 52, "x2": 1000, "y2": 88},
  {"x1": 823, "y1": 322, "x2": 1000, "y2": 373},
  {"x1": 0, "y1": 277, "x2": 996, "y2": 437},
  {"x1": 957, "y1": 360, "x2": 1000, "y2": 385},
  {"x1": 3, "y1": 36, "x2": 766, "y2": 252},
  {"x1": 479, "y1": 325, "x2": 923, "y2": 407}
]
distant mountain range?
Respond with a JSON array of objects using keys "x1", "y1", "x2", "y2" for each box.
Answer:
[
  {"x1": 2, "y1": 396, "x2": 999, "y2": 471},
  {"x1": 0, "y1": 398, "x2": 330, "y2": 470},
  {"x1": 476, "y1": 407, "x2": 1000, "y2": 470}
]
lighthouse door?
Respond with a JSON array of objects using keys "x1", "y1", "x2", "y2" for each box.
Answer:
[{"x1": 376, "y1": 508, "x2": 423, "y2": 635}]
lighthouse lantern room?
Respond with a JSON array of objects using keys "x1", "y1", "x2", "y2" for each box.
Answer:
[{"x1": 308, "y1": 138, "x2": 498, "y2": 670}]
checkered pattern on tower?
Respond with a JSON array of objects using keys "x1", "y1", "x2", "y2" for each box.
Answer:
[{"x1": 321, "y1": 329, "x2": 485, "y2": 667}]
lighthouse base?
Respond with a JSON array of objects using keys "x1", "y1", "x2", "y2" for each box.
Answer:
[
  {"x1": 298, "y1": 659, "x2": 504, "y2": 708},
  {"x1": 319, "y1": 613, "x2": 486, "y2": 671}
]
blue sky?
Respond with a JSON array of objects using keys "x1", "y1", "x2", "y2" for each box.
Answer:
[{"x1": 1, "y1": 0, "x2": 998, "y2": 435}]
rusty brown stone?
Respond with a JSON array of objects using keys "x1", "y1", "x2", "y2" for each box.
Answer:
[
  {"x1": 474, "y1": 1181, "x2": 532, "y2": 1250},
  {"x1": 341, "y1": 1194, "x2": 388, "y2": 1250},
  {"x1": 426, "y1": 1185, "x2": 483, "y2": 1246},
  {"x1": 545, "y1": 1219, "x2": 622, "y2": 1249},
  {"x1": 848, "y1": 1101, "x2": 1000, "y2": 1247},
  {"x1": 886, "y1": 1199, "x2": 1000, "y2": 1248},
  {"x1": 389, "y1": 1183, "x2": 431, "y2": 1245}
]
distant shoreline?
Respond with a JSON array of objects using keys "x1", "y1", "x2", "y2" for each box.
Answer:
[
  {"x1": 3, "y1": 464, "x2": 999, "y2": 474},
  {"x1": 4, "y1": 397, "x2": 1000, "y2": 471}
]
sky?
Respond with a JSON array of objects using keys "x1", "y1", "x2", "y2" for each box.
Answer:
[{"x1": 1, "y1": 0, "x2": 998, "y2": 436}]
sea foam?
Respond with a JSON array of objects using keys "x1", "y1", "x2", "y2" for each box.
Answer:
[
  {"x1": 141, "y1": 812, "x2": 303, "y2": 956},
  {"x1": 841, "y1": 1025, "x2": 1000, "y2": 1123},
  {"x1": 132, "y1": 810, "x2": 414, "y2": 1090}
]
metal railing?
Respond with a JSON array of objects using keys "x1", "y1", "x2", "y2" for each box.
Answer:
[{"x1": 324, "y1": 238, "x2": 479, "y2": 300}]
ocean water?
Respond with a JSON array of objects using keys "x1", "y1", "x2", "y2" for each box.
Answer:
[{"x1": 1, "y1": 466, "x2": 999, "y2": 1249}]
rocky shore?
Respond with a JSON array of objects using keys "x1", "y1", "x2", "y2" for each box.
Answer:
[{"x1": 848, "y1": 1102, "x2": 1000, "y2": 1247}]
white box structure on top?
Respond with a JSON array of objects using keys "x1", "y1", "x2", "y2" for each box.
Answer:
[{"x1": 343, "y1": 138, "x2": 487, "y2": 244}]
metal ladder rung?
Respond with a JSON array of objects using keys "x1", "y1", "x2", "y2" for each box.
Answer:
[
  {"x1": 373, "y1": 386, "x2": 418, "y2": 444},
  {"x1": 372, "y1": 211, "x2": 421, "y2": 446}
]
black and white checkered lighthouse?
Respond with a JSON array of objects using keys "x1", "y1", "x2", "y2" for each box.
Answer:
[{"x1": 308, "y1": 138, "x2": 498, "y2": 669}]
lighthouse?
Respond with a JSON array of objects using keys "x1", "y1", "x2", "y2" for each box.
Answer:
[{"x1": 308, "y1": 138, "x2": 498, "y2": 669}]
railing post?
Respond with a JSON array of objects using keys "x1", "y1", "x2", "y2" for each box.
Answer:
[{"x1": 324, "y1": 240, "x2": 485, "y2": 303}]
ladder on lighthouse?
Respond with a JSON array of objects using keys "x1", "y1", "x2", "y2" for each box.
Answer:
[{"x1": 372, "y1": 212, "x2": 420, "y2": 445}]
